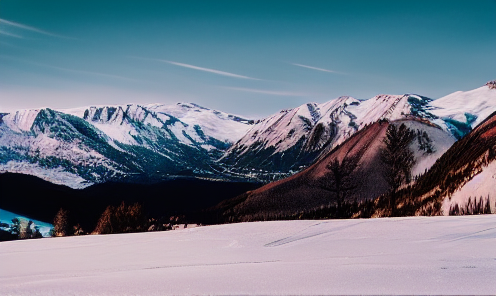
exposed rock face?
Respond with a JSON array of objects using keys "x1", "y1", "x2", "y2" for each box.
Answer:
[{"x1": 486, "y1": 80, "x2": 496, "y2": 89}]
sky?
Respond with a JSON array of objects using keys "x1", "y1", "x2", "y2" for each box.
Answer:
[{"x1": 0, "y1": 0, "x2": 495, "y2": 118}]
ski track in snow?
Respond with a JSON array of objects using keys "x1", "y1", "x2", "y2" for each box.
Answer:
[{"x1": 0, "y1": 215, "x2": 495, "y2": 295}]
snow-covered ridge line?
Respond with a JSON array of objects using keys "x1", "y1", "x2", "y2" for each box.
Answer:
[
  {"x1": 429, "y1": 85, "x2": 496, "y2": 129},
  {"x1": 0, "y1": 83, "x2": 494, "y2": 187},
  {"x1": 0, "y1": 102, "x2": 256, "y2": 188},
  {"x1": 221, "y1": 84, "x2": 496, "y2": 174}
]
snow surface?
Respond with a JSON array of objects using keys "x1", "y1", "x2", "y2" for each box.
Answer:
[
  {"x1": 61, "y1": 103, "x2": 253, "y2": 146},
  {"x1": 0, "y1": 215, "x2": 495, "y2": 295},
  {"x1": 401, "y1": 120, "x2": 457, "y2": 177},
  {"x1": 430, "y1": 86, "x2": 496, "y2": 128},
  {"x1": 442, "y1": 161, "x2": 496, "y2": 215},
  {"x1": 2, "y1": 109, "x2": 40, "y2": 132},
  {"x1": 147, "y1": 103, "x2": 253, "y2": 144}
]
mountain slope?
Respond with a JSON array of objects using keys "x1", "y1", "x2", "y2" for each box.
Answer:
[
  {"x1": 0, "y1": 103, "x2": 253, "y2": 188},
  {"x1": 429, "y1": 82, "x2": 496, "y2": 139},
  {"x1": 390, "y1": 111, "x2": 496, "y2": 216},
  {"x1": 212, "y1": 118, "x2": 455, "y2": 222},
  {"x1": 0, "y1": 82, "x2": 494, "y2": 188},
  {"x1": 219, "y1": 95, "x2": 411, "y2": 173},
  {"x1": 220, "y1": 82, "x2": 496, "y2": 178}
]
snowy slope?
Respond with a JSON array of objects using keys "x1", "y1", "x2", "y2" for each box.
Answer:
[
  {"x1": 147, "y1": 103, "x2": 253, "y2": 144},
  {"x1": 389, "y1": 110, "x2": 496, "y2": 216},
  {"x1": 62, "y1": 103, "x2": 252, "y2": 147},
  {"x1": 220, "y1": 94, "x2": 443, "y2": 173},
  {"x1": 0, "y1": 83, "x2": 494, "y2": 187},
  {"x1": 2, "y1": 109, "x2": 41, "y2": 133},
  {"x1": 442, "y1": 161, "x2": 496, "y2": 214},
  {"x1": 431, "y1": 85, "x2": 496, "y2": 127},
  {"x1": 0, "y1": 110, "x2": 123, "y2": 189},
  {"x1": 401, "y1": 120, "x2": 456, "y2": 177},
  {"x1": 0, "y1": 215, "x2": 494, "y2": 295},
  {"x1": 221, "y1": 83, "x2": 496, "y2": 176},
  {"x1": 0, "y1": 104, "x2": 253, "y2": 188}
]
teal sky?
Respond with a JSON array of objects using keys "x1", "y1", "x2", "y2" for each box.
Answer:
[{"x1": 1, "y1": 0, "x2": 495, "y2": 118}]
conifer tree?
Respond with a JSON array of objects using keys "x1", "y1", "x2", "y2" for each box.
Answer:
[
  {"x1": 381, "y1": 123, "x2": 416, "y2": 216},
  {"x1": 319, "y1": 154, "x2": 360, "y2": 217},
  {"x1": 53, "y1": 208, "x2": 69, "y2": 237}
]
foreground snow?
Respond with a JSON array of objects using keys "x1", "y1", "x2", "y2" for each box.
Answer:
[{"x1": 0, "y1": 215, "x2": 495, "y2": 295}]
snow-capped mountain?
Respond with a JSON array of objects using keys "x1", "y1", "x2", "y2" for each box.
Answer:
[
  {"x1": 221, "y1": 82, "x2": 496, "y2": 174},
  {"x1": 0, "y1": 103, "x2": 253, "y2": 188},
  {"x1": 428, "y1": 83, "x2": 496, "y2": 139},
  {"x1": 212, "y1": 119, "x2": 456, "y2": 222},
  {"x1": 220, "y1": 94, "x2": 418, "y2": 172},
  {"x1": 0, "y1": 81, "x2": 494, "y2": 189}
]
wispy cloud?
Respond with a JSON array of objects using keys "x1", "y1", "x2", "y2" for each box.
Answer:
[
  {"x1": 290, "y1": 63, "x2": 340, "y2": 74},
  {"x1": 0, "y1": 29, "x2": 23, "y2": 39},
  {"x1": 224, "y1": 87, "x2": 307, "y2": 96},
  {"x1": 130, "y1": 56, "x2": 259, "y2": 80},
  {"x1": 0, "y1": 18, "x2": 72, "y2": 39}
]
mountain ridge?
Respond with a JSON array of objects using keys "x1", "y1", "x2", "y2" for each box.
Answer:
[{"x1": 1, "y1": 82, "x2": 495, "y2": 188}]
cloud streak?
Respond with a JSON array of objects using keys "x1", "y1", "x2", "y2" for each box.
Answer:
[
  {"x1": 0, "y1": 18, "x2": 72, "y2": 39},
  {"x1": 291, "y1": 63, "x2": 340, "y2": 73},
  {"x1": 163, "y1": 60, "x2": 260, "y2": 80},
  {"x1": 0, "y1": 29, "x2": 23, "y2": 39},
  {"x1": 130, "y1": 56, "x2": 259, "y2": 80},
  {"x1": 224, "y1": 87, "x2": 307, "y2": 97}
]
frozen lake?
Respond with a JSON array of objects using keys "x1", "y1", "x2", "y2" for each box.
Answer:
[{"x1": 1, "y1": 215, "x2": 495, "y2": 295}]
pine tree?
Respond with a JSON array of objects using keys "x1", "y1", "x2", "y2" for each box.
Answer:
[
  {"x1": 93, "y1": 202, "x2": 146, "y2": 234},
  {"x1": 381, "y1": 123, "x2": 416, "y2": 216},
  {"x1": 318, "y1": 155, "x2": 360, "y2": 217},
  {"x1": 93, "y1": 205, "x2": 114, "y2": 234},
  {"x1": 53, "y1": 208, "x2": 69, "y2": 237}
]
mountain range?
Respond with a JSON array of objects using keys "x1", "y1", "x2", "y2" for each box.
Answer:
[
  {"x1": 1, "y1": 81, "x2": 495, "y2": 194},
  {"x1": 207, "y1": 82, "x2": 496, "y2": 222}
]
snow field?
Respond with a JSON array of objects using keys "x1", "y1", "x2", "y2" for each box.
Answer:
[{"x1": 0, "y1": 215, "x2": 495, "y2": 295}]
